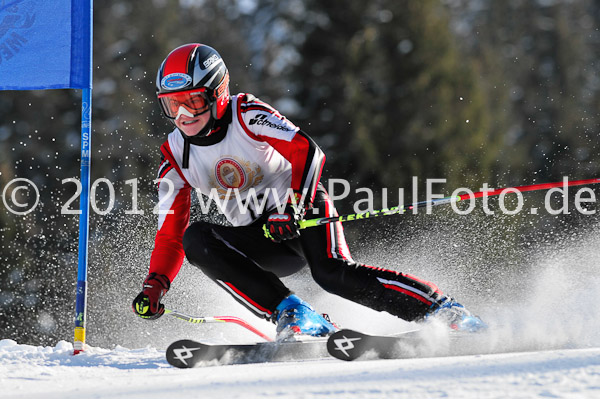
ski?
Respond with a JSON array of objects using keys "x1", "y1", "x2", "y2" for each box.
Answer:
[
  {"x1": 326, "y1": 329, "x2": 423, "y2": 361},
  {"x1": 166, "y1": 337, "x2": 329, "y2": 368},
  {"x1": 327, "y1": 328, "x2": 486, "y2": 361}
]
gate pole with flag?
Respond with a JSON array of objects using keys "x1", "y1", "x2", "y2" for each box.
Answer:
[{"x1": 0, "y1": 1, "x2": 93, "y2": 354}]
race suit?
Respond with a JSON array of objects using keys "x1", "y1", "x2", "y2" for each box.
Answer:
[{"x1": 147, "y1": 93, "x2": 445, "y2": 321}]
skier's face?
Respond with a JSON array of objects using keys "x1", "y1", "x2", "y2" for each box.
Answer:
[
  {"x1": 174, "y1": 109, "x2": 211, "y2": 136},
  {"x1": 159, "y1": 88, "x2": 212, "y2": 136}
]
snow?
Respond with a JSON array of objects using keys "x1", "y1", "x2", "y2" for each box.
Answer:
[{"x1": 2, "y1": 336, "x2": 600, "y2": 399}]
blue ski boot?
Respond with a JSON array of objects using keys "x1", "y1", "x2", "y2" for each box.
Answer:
[
  {"x1": 426, "y1": 297, "x2": 487, "y2": 332},
  {"x1": 274, "y1": 294, "x2": 337, "y2": 341}
]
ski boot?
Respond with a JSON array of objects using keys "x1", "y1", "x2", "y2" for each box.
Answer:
[
  {"x1": 426, "y1": 297, "x2": 487, "y2": 332},
  {"x1": 273, "y1": 294, "x2": 337, "y2": 341}
]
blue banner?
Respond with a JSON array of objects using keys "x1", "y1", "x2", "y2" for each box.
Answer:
[{"x1": 0, "y1": 0, "x2": 92, "y2": 90}]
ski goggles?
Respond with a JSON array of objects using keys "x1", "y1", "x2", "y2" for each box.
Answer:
[{"x1": 158, "y1": 88, "x2": 211, "y2": 119}]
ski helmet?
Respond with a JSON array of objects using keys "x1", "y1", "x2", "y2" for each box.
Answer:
[{"x1": 156, "y1": 44, "x2": 230, "y2": 126}]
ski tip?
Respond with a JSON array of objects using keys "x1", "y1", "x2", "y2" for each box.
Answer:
[
  {"x1": 166, "y1": 339, "x2": 206, "y2": 369},
  {"x1": 326, "y1": 329, "x2": 371, "y2": 361}
]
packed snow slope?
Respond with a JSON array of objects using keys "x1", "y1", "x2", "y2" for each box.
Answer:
[{"x1": 1, "y1": 338, "x2": 600, "y2": 399}]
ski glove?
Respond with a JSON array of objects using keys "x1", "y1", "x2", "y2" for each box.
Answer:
[
  {"x1": 132, "y1": 273, "x2": 170, "y2": 320},
  {"x1": 263, "y1": 204, "x2": 303, "y2": 243}
]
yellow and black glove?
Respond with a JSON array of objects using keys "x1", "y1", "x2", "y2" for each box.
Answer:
[{"x1": 132, "y1": 273, "x2": 170, "y2": 320}]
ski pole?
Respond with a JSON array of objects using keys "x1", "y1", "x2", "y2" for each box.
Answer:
[
  {"x1": 164, "y1": 308, "x2": 273, "y2": 342},
  {"x1": 299, "y1": 177, "x2": 600, "y2": 229}
]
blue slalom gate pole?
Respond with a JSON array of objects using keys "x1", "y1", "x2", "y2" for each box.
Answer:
[
  {"x1": 74, "y1": 88, "x2": 92, "y2": 354},
  {"x1": 72, "y1": 0, "x2": 94, "y2": 355}
]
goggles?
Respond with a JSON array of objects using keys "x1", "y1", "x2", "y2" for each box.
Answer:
[{"x1": 158, "y1": 88, "x2": 211, "y2": 119}]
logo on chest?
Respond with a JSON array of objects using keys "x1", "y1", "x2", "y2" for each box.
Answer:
[
  {"x1": 210, "y1": 156, "x2": 264, "y2": 199},
  {"x1": 215, "y1": 158, "x2": 246, "y2": 189}
]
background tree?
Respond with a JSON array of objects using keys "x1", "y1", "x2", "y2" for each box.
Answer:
[{"x1": 282, "y1": 0, "x2": 501, "y2": 212}]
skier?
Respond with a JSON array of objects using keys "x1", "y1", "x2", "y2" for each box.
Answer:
[{"x1": 132, "y1": 43, "x2": 486, "y2": 339}]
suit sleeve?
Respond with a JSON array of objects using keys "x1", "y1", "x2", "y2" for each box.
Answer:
[
  {"x1": 237, "y1": 95, "x2": 325, "y2": 207},
  {"x1": 148, "y1": 143, "x2": 191, "y2": 283}
]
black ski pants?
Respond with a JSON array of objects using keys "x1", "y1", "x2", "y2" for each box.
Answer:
[{"x1": 183, "y1": 184, "x2": 444, "y2": 322}]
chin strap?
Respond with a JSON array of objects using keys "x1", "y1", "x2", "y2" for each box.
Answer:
[
  {"x1": 182, "y1": 137, "x2": 190, "y2": 168},
  {"x1": 180, "y1": 118, "x2": 215, "y2": 169}
]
